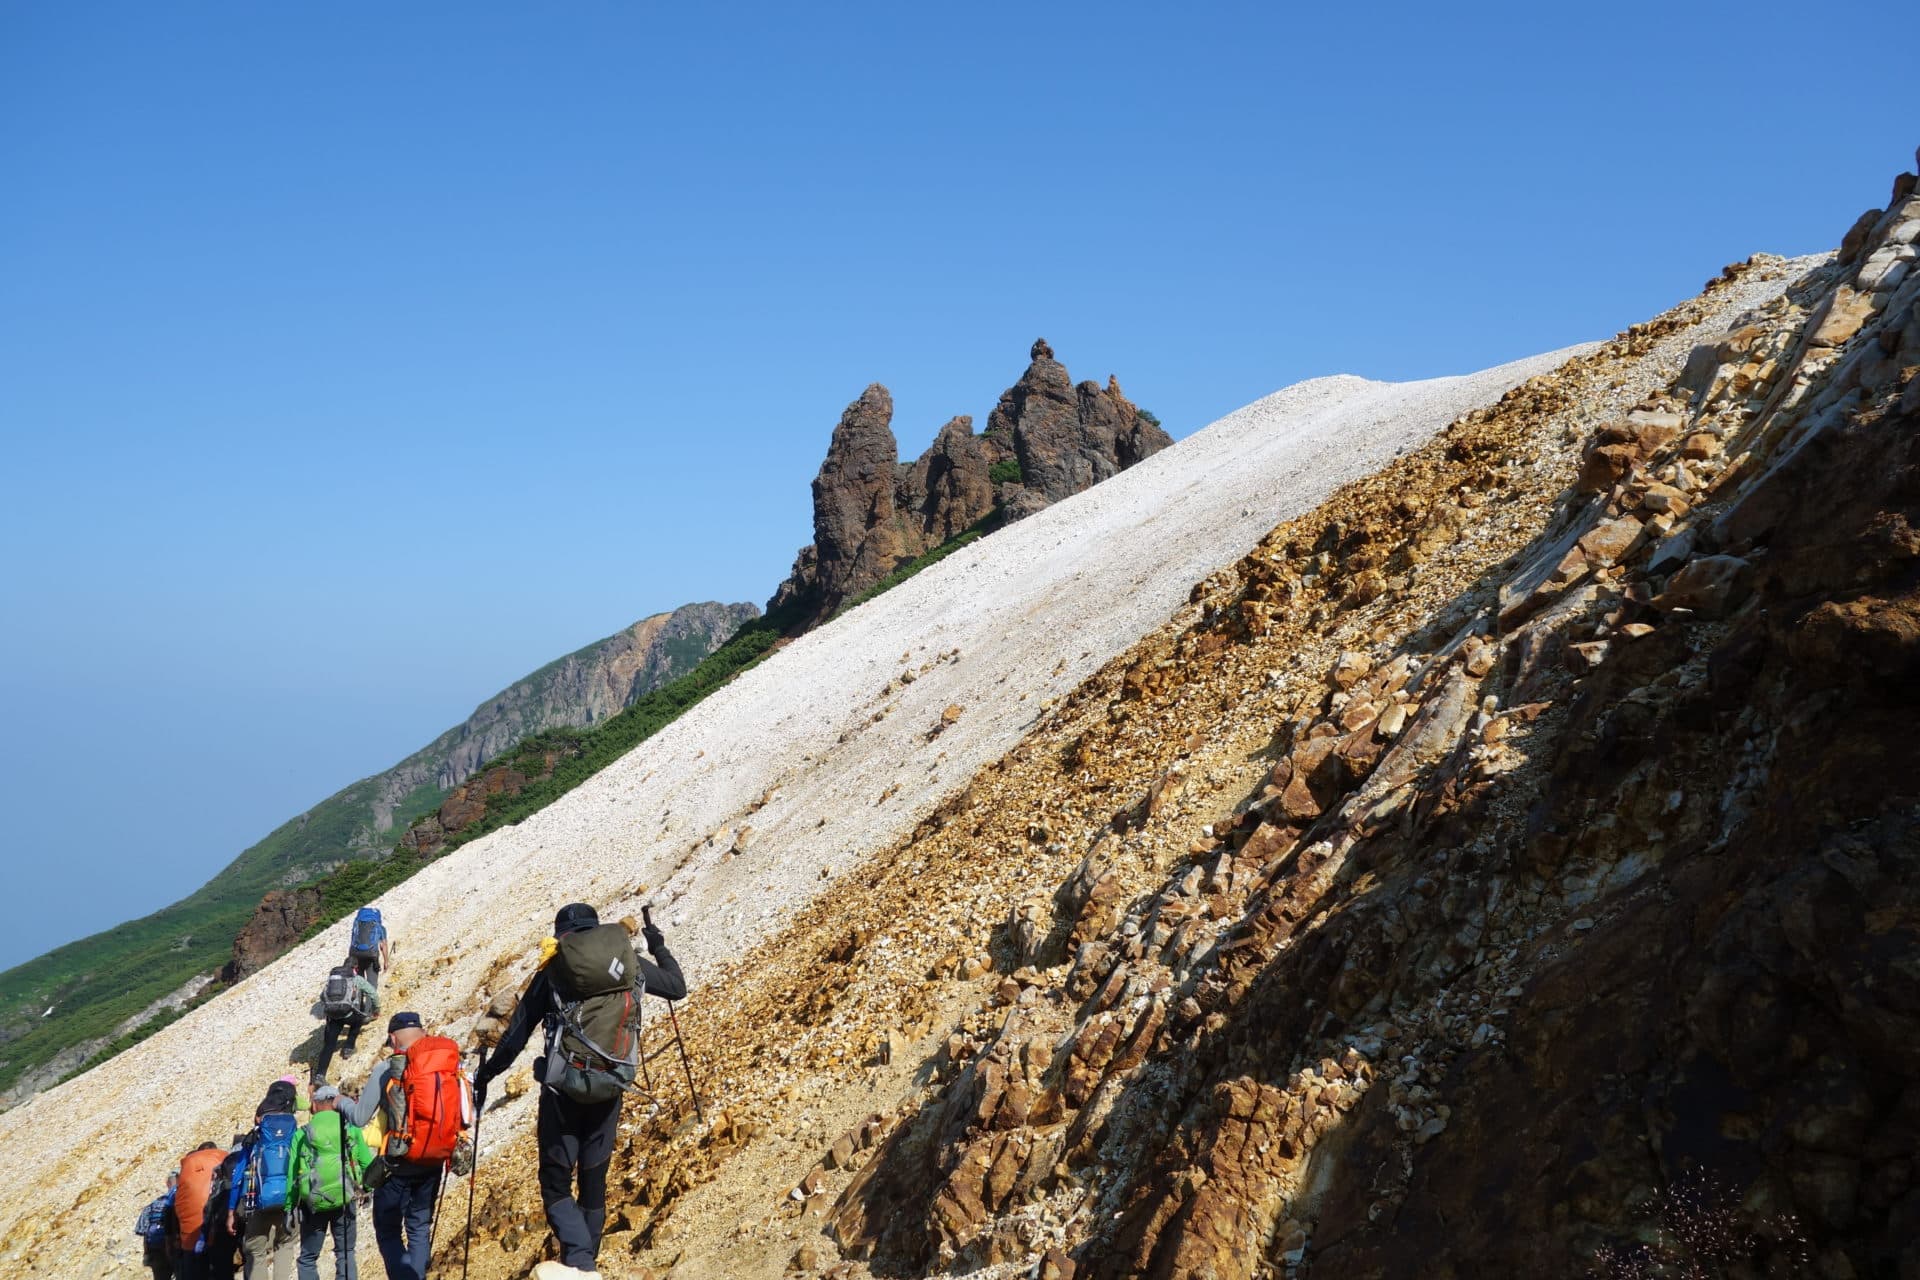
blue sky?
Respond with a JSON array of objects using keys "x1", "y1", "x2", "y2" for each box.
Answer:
[{"x1": 0, "y1": 1, "x2": 1908, "y2": 968}]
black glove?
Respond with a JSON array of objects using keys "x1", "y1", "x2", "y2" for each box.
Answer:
[
  {"x1": 473, "y1": 1077, "x2": 489, "y2": 1113},
  {"x1": 642, "y1": 923, "x2": 666, "y2": 955}
]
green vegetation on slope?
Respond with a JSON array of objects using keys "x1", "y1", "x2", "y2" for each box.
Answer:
[
  {"x1": 0, "y1": 774, "x2": 446, "y2": 1098},
  {"x1": 291, "y1": 603, "x2": 806, "y2": 943},
  {"x1": 292, "y1": 522, "x2": 997, "y2": 946},
  {"x1": 0, "y1": 609, "x2": 747, "y2": 1100},
  {"x1": 833, "y1": 515, "x2": 999, "y2": 620}
]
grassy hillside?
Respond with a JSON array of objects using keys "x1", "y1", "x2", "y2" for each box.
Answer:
[
  {"x1": 0, "y1": 778, "x2": 447, "y2": 1099},
  {"x1": 0, "y1": 606, "x2": 750, "y2": 1101}
]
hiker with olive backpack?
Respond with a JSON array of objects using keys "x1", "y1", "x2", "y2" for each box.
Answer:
[
  {"x1": 471, "y1": 903, "x2": 685, "y2": 1280},
  {"x1": 288, "y1": 1084, "x2": 374, "y2": 1280}
]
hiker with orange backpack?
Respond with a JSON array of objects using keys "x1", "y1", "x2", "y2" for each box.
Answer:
[
  {"x1": 173, "y1": 1142, "x2": 228, "y2": 1280},
  {"x1": 470, "y1": 903, "x2": 685, "y2": 1280},
  {"x1": 344, "y1": 1011, "x2": 472, "y2": 1280}
]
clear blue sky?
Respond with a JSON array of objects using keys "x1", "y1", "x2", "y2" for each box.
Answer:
[{"x1": 0, "y1": 1, "x2": 1907, "y2": 969}]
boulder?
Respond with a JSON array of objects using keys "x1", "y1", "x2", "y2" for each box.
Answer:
[{"x1": 1655, "y1": 554, "x2": 1752, "y2": 617}]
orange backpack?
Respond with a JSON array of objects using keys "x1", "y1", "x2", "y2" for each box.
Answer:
[
  {"x1": 175, "y1": 1147, "x2": 225, "y2": 1248},
  {"x1": 382, "y1": 1035, "x2": 469, "y2": 1165}
]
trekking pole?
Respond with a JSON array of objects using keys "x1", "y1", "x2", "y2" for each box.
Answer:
[
  {"x1": 642, "y1": 903, "x2": 706, "y2": 1126},
  {"x1": 462, "y1": 1045, "x2": 486, "y2": 1280},
  {"x1": 427, "y1": 1160, "x2": 448, "y2": 1276},
  {"x1": 665, "y1": 999, "x2": 706, "y2": 1126}
]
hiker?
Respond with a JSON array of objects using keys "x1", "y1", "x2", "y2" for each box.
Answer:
[
  {"x1": 135, "y1": 1171, "x2": 177, "y2": 1280},
  {"x1": 347, "y1": 907, "x2": 391, "y2": 987},
  {"x1": 289, "y1": 1083, "x2": 375, "y2": 1280},
  {"x1": 276, "y1": 1073, "x2": 314, "y2": 1127},
  {"x1": 201, "y1": 1136, "x2": 248, "y2": 1280},
  {"x1": 228, "y1": 1080, "x2": 300, "y2": 1280},
  {"x1": 313, "y1": 961, "x2": 380, "y2": 1084},
  {"x1": 345, "y1": 1011, "x2": 471, "y2": 1280},
  {"x1": 174, "y1": 1141, "x2": 227, "y2": 1280},
  {"x1": 471, "y1": 903, "x2": 685, "y2": 1280}
]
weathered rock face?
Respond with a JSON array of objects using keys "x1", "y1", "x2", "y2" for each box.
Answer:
[
  {"x1": 782, "y1": 385, "x2": 920, "y2": 622},
  {"x1": 808, "y1": 159, "x2": 1920, "y2": 1280},
  {"x1": 987, "y1": 339, "x2": 1173, "y2": 503},
  {"x1": 422, "y1": 599, "x2": 761, "y2": 793},
  {"x1": 219, "y1": 887, "x2": 324, "y2": 983},
  {"x1": 773, "y1": 341, "x2": 1169, "y2": 627},
  {"x1": 398, "y1": 745, "x2": 576, "y2": 859},
  {"x1": 423, "y1": 153, "x2": 1917, "y2": 1280}
]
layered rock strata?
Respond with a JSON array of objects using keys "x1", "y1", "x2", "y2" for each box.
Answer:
[{"x1": 427, "y1": 161, "x2": 1920, "y2": 1280}]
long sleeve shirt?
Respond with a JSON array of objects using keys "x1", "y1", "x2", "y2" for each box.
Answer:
[
  {"x1": 343, "y1": 1057, "x2": 399, "y2": 1129},
  {"x1": 475, "y1": 934, "x2": 685, "y2": 1091}
]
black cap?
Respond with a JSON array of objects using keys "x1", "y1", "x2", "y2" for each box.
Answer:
[
  {"x1": 257, "y1": 1079, "x2": 296, "y2": 1117},
  {"x1": 387, "y1": 1011, "x2": 423, "y2": 1033},
  {"x1": 554, "y1": 903, "x2": 598, "y2": 935}
]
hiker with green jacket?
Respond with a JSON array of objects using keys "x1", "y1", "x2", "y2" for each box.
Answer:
[
  {"x1": 471, "y1": 903, "x2": 686, "y2": 1280},
  {"x1": 288, "y1": 1084, "x2": 374, "y2": 1280}
]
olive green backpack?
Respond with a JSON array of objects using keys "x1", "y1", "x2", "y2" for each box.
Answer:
[{"x1": 543, "y1": 923, "x2": 642, "y2": 1104}]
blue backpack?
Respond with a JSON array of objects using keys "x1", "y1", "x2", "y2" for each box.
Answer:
[
  {"x1": 348, "y1": 908, "x2": 383, "y2": 962},
  {"x1": 135, "y1": 1194, "x2": 169, "y2": 1245},
  {"x1": 243, "y1": 1113, "x2": 298, "y2": 1213}
]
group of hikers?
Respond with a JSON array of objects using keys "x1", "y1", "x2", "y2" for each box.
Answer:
[{"x1": 135, "y1": 901, "x2": 688, "y2": 1280}]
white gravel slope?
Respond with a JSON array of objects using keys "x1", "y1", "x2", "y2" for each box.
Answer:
[{"x1": 0, "y1": 347, "x2": 1591, "y2": 1272}]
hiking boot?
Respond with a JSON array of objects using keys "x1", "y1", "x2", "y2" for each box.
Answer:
[{"x1": 530, "y1": 1263, "x2": 600, "y2": 1280}]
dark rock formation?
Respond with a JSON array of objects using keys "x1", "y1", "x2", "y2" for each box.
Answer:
[
  {"x1": 772, "y1": 341, "x2": 1169, "y2": 627},
  {"x1": 399, "y1": 744, "x2": 577, "y2": 859},
  {"x1": 220, "y1": 887, "x2": 324, "y2": 983},
  {"x1": 986, "y1": 339, "x2": 1172, "y2": 503}
]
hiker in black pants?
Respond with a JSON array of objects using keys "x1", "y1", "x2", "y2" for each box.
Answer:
[
  {"x1": 312, "y1": 961, "x2": 379, "y2": 1085},
  {"x1": 472, "y1": 903, "x2": 685, "y2": 1280}
]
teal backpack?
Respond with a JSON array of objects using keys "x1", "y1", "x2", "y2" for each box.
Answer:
[{"x1": 301, "y1": 1111, "x2": 367, "y2": 1213}]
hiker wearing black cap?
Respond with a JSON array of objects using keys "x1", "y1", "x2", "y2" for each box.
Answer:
[
  {"x1": 228, "y1": 1081, "x2": 299, "y2": 1280},
  {"x1": 344, "y1": 1011, "x2": 471, "y2": 1280},
  {"x1": 471, "y1": 903, "x2": 685, "y2": 1280}
]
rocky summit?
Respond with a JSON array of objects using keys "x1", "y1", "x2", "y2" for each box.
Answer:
[{"x1": 771, "y1": 341, "x2": 1171, "y2": 627}]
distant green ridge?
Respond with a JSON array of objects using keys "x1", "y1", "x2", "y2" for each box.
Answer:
[{"x1": 0, "y1": 602, "x2": 751, "y2": 1101}]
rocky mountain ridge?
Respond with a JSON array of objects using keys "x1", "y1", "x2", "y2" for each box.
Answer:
[
  {"x1": 6, "y1": 153, "x2": 1913, "y2": 1280},
  {"x1": 772, "y1": 340, "x2": 1171, "y2": 626},
  {"x1": 421, "y1": 160, "x2": 1917, "y2": 1278},
  {"x1": 383, "y1": 600, "x2": 762, "y2": 807}
]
